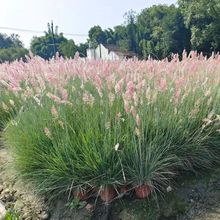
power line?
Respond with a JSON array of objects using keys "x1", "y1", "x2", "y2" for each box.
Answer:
[{"x1": 0, "y1": 26, "x2": 88, "y2": 37}]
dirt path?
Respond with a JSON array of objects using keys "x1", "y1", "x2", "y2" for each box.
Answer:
[
  {"x1": 177, "y1": 170, "x2": 220, "y2": 220},
  {"x1": 0, "y1": 147, "x2": 49, "y2": 220}
]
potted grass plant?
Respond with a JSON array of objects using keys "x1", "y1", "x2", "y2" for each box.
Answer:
[
  {"x1": 134, "y1": 183, "x2": 151, "y2": 199},
  {"x1": 73, "y1": 186, "x2": 90, "y2": 201},
  {"x1": 124, "y1": 138, "x2": 180, "y2": 199},
  {"x1": 99, "y1": 185, "x2": 117, "y2": 202}
]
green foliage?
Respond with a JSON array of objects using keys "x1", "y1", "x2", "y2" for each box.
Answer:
[
  {"x1": 3, "y1": 70, "x2": 220, "y2": 199},
  {"x1": 114, "y1": 25, "x2": 129, "y2": 51},
  {"x1": 178, "y1": 0, "x2": 220, "y2": 53},
  {"x1": 0, "y1": 47, "x2": 28, "y2": 63},
  {"x1": 137, "y1": 4, "x2": 190, "y2": 59},
  {"x1": 87, "y1": 5, "x2": 192, "y2": 59},
  {"x1": 124, "y1": 10, "x2": 138, "y2": 53},
  {"x1": 0, "y1": 33, "x2": 23, "y2": 49},
  {"x1": 30, "y1": 33, "x2": 67, "y2": 59},
  {"x1": 77, "y1": 43, "x2": 89, "y2": 57},
  {"x1": 0, "y1": 88, "x2": 22, "y2": 129},
  {"x1": 88, "y1": 25, "x2": 106, "y2": 46},
  {"x1": 65, "y1": 198, "x2": 81, "y2": 210},
  {"x1": 3, "y1": 83, "x2": 125, "y2": 193},
  {"x1": 30, "y1": 22, "x2": 68, "y2": 59},
  {"x1": 0, "y1": 33, "x2": 27, "y2": 63},
  {"x1": 31, "y1": 22, "x2": 88, "y2": 59},
  {"x1": 59, "y1": 40, "x2": 77, "y2": 58},
  {"x1": 104, "y1": 28, "x2": 115, "y2": 44},
  {"x1": 86, "y1": 2, "x2": 220, "y2": 58},
  {"x1": 5, "y1": 209, "x2": 20, "y2": 220}
]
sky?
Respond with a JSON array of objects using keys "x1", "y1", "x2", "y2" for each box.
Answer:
[{"x1": 0, "y1": 0, "x2": 176, "y2": 48}]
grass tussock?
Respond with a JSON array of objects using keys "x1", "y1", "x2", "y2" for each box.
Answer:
[{"x1": 0, "y1": 51, "x2": 220, "y2": 200}]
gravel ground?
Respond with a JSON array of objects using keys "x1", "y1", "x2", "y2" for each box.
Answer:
[{"x1": 0, "y1": 147, "x2": 49, "y2": 220}]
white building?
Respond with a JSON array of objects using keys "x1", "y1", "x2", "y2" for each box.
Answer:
[{"x1": 86, "y1": 44, "x2": 136, "y2": 60}]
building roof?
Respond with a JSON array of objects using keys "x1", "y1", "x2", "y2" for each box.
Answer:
[{"x1": 103, "y1": 44, "x2": 136, "y2": 57}]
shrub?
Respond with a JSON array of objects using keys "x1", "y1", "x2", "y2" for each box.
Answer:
[{"x1": 1, "y1": 51, "x2": 220, "y2": 201}]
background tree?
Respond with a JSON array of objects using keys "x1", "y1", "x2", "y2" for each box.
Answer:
[
  {"x1": 0, "y1": 33, "x2": 23, "y2": 48},
  {"x1": 0, "y1": 47, "x2": 28, "y2": 63},
  {"x1": 86, "y1": 5, "x2": 192, "y2": 59},
  {"x1": 31, "y1": 22, "x2": 67, "y2": 59},
  {"x1": 124, "y1": 10, "x2": 138, "y2": 53},
  {"x1": 0, "y1": 33, "x2": 28, "y2": 63},
  {"x1": 113, "y1": 25, "x2": 129, "y2": 51},
  {"x1": 88, "y1": 25, "x2": 106, "y2": 47},
  {"x1": 178, "y1": 0, "x2": 220, "y2": 54},
  {"x1": 136, "y1": 4, "x2": 190, "y2": 59},
  {"x1": 77, "y1": 43, "x2": 89, "y2": 57},
  {"x1": 59, "y1": 39, "x2": 77, "y2": 58},
  {"x1": 104, "y1": 28, "x2": 115, "y2": 44}
]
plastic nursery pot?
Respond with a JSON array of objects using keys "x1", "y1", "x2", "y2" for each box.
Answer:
[
  {"x1": 134, "y1": 184, "x2": 151, "y2": 199},
  {"x1": 99, "y1": 185, "x2": 117, "y2": 203}
]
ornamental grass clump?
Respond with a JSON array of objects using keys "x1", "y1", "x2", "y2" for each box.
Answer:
[
  {"x1": 1, "y1": 51, "x2": 220, "y2": 202},
  {"x1": 0, "y1": 88, "x2": 22, "y2": 129}
]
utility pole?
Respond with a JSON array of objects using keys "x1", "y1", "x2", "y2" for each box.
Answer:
[{"x1": 51, "y1": 21, "x2": 56, "y2": 57}]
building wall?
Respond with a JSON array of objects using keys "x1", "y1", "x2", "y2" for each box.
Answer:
[
  {"x1": 87, "y1": 44, "x2": 124, "y2": 60},
  {"x1": 86, "y1": 48, "x2": 96, "y2": 59},
  {"x1": 95, "y1": 44, "x2": 109, "y2": 60},
  {"x1": 98, "y1": 44, "x2": 121, "y2": 60},
  {"x1": 109, "y1": 51, "x2": 120, "y2": 60}
]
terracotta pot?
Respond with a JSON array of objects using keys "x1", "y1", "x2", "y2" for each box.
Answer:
[
  {"x1": 134, "y1": 184, "x2": 151, "y2": 199},
  {"x1": 100, "y1": 185, "x2": 116, "y2": 202},
  {"x1": 73, "y1": 189, "x2": 88, "y2": 201}
]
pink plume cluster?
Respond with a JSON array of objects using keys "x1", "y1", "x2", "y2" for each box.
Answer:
[{"x1": 0, "y1": 51, "x2": 220, "y2": 127}]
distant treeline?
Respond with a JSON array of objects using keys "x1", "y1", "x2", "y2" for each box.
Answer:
[
  {"x1": 88, "y1": 0, "x2": 220, "y2": 59},
  {"x1": 0, "y1": 33, "x2": 28, "y2": 63},
  {"x1": 0, "y1": 0, "x2": 220, "y2": 62}
]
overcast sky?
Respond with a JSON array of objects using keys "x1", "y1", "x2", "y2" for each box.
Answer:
[{"x1": 0, "y1": 0, "x2": 176, "y2": 48}]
